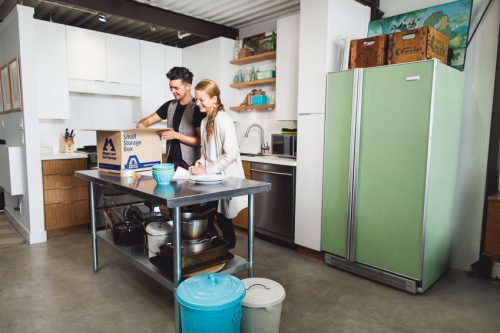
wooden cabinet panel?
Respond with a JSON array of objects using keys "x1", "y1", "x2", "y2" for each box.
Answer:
[
  {"x1": 243, "y1": 161, "x2": 251, "y2": 179},
  {"x1": 43, "y1": 174, "x2": 87, "y2": 189},
  {"x1": 42, "y1": 158, "x2": 90, "y2": 236},
  {"x1": 44, "y1": 186, "x2": 88, "y2": 205},
  {"x1": 233, "y1": 161, "x2": 252, "y2": 230},
  {"x1": 44, "y1": 200, "x2": 89, "y2": 230},
  {"x1": 485, "y1": 195, "x2": 500, "y2": 260},
  {"x1": 42, "y1": 159, "x2": 87, "y2": 175}
]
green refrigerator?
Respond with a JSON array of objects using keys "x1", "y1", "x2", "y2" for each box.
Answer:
[{"x1": 321, "y1": 60, "x2": 464, "y2": 293}]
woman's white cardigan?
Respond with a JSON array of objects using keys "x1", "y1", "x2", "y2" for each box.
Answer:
[{"x1": 195, "y1": 111, "x2": 248, "y2": 219}]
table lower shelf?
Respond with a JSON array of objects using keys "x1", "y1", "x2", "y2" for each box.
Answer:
[{"x1": 96, "y1": 230, "x2": 249, "y2": 290}]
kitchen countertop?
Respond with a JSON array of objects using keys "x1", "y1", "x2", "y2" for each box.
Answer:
[
  {"x1": 41, "y1": 152, "x2": 88, "y2": 160},
  {"x1": 240, "y1": 154, "x2": 297, "y2": 167},
  {"x1": 40, "y1": 151, "x2": 296, "y2": 166}
]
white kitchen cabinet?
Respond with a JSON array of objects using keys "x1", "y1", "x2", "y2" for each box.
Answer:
[
  {"x1": 295, "y1": 113, "x2": 325, "y2": 251},
  {"x1": 135, "y1": 41, "x2": 166, "y2": 121},
  {"x1": 276, "y1": 13, "x2": 299, "y2": 121},
  {"x1": 35, "y1": 20, "x2": 70, "y2": 119},
  {"x1": 66, "y1": 26, "x2": 141, "y2": 96},
  {"x1": 165, "y1": 45, "x2": 183, "y2": 101},
  {"x1": 134, "y1": 42, "x2": 182, "y2": 121},
  {"x1": 106, "y1": 34, "x2": 141, "y2": 85},
  {"x1": 66, "y1": 26, "x2": 106, "y2": 81}
]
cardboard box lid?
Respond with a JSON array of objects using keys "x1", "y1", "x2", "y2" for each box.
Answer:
[{"x1": 82, "y1": 128, "x2": 170, "y2": 132}]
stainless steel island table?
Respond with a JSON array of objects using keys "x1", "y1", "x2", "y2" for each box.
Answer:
[{"x1": 75, "y1": 169, "x2": 271, "y2": 333}]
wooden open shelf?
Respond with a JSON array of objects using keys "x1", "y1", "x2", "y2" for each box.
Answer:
[
  {"x1": 229, "y1": 104, "x2": 275, "y2": 111},
  {"x1": 230, "y1": 78, "x2": 276, "y2": 89},
  {"x1": 230, "y1": 51, "x2": 276, "y2": 65}
]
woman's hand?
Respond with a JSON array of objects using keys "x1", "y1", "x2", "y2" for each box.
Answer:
[{"x1": 189, "y1": 165, "x2": 206, "y2": 175}]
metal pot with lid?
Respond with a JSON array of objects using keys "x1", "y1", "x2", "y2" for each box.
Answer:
[{"x1": 180, "y1": 207, "x2": 216, "y2": 240}]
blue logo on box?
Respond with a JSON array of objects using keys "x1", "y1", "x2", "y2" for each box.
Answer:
[
  {"x1": 103, "y1": 138, "x2": 116, "y2": 152},
  {"x1": 126, "y1": 155, "x2": 140, "y2": 169}
]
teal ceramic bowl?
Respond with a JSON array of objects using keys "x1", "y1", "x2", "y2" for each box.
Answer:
[
  {"x1": 153, "y1": 163, "x2": 174, "y2": 171},
  {"x1": 153, "y1": 171, "x2": 174, "y2": 185},
  {"x1": 152, "y1": 169, "x2": 175, "y2": 174}
]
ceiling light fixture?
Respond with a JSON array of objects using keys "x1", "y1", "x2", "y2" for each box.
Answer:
[
  {"x1": 177, "y1": 32, "x2": 191, "y2": 40},
  {"x1": 98, "y1": 14, "x2": 107, "y2": 23}
]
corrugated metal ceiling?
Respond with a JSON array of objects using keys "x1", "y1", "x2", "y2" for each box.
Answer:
[
  {"x1": 0, "y1": 0, "x2": 299, "y2": 47},
  {"x1": 134, "y1": 0, "x2": 300, "y2": 28}
]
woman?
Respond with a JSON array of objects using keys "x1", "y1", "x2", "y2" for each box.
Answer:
[{"x1": 189, "y1": 79, "x2": 247, "y2": 249}]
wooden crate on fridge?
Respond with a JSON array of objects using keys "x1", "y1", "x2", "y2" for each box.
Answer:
[
  {"x1": 349, "y1": 35, "x2": 387, "y2": 69},
  {"x1": 388, "y1": 26, "x2": 448, "y2": 65}
]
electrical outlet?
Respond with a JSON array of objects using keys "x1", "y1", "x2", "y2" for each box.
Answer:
[
  {"x1": 21, "y1": 133, "x2": 25, "y2": 145},
  {"x1": 0, "y1": 120, "x2": 4, "y2": 128},
  {"x1": 19, "y1": 118, "x2": 24, "y2": 130}
]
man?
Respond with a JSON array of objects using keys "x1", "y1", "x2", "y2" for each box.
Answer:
[{"x1": 137, "y1": 67, "x2": 205, "y2": 169}]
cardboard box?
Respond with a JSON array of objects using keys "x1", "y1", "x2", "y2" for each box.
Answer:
[
  {"x1": 388, "y1": 26, "x2": 448, "y2": 65},
  {"x1": 349, "y1": 35, "x2": 388, "y2": 69},
  {"x1": 90, "y1": 128, "x2": 163, "y2": 176}
]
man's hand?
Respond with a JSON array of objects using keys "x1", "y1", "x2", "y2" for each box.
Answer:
[{"x1": 157, "y1": 129, "x2": 178, "y2": 140}]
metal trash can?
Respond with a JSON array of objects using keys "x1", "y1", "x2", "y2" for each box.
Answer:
[
  {"x1": 241, "y1": 278, "x2": 286, "y2": 333},
  {"x1": 176, "y1": 273, "x2": 246, "y2": 333}
]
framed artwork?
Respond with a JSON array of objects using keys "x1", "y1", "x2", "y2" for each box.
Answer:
[
  {"x1": 242, "y1": 33, "x2": 265, "y2": 54},
  {"x1": 0, "y1": 65, "x2": 11, "y2": 112},
  {"x1": 8, "y1": 57, "x2": 22, "y2": 111},
  {"x1": 258, "y1": 35, "x2": 273, "y2": 54},
  {"x1": 368, "y1": 0, "x2": 473, "y2": 71}
]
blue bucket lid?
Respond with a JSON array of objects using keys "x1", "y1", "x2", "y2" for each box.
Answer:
[{"x1": 176, "y1": 273, "x2": 246, "y2": 311}]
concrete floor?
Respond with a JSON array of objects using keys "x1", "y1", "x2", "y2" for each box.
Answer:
[{"x1": 1, "y1": 228, "x2": 499, "y2": 333}]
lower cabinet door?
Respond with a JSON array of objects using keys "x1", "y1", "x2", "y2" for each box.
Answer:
[{"x1": 44, "y1": 200, "x2": 89, "y2": 231}]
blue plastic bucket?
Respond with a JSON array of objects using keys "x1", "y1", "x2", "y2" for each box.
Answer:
[{"x1": 176, "y1": 273, "x2": 246, "y2": 333}]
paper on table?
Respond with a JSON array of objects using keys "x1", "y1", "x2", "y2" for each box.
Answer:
[{"x1": 173, "y1": 166, "x2": 190, "y2": 180}]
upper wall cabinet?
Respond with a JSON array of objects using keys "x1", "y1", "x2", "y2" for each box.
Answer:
[
  {"x1": 35, "y1": 20, "x2": 70, "y2": 119},
  {"x1": 137, "y1": 40, "x2": 165, "y2": 121},
  {"x1": 276, "y1": 13, "x2": 300, "y2": 120},
  {"x1": 65, "y1": 26, "x2": 141, "y2": 96},
  {"x1": 105, "y1": 34, "x2": 141, "y2": 85},
  {"x1": 66, "y1": 26, "x2": 106, "y2": 81},
  {"x1": 133, "y1": 42, "x2": 183, "y2": 121}
]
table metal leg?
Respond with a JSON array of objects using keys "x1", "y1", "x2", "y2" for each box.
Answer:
[
  {"x1": 248, "y1": 194, "x2": 254, "y2": 277},
  {"x1": 173, "y1": 207, "x2": 182, "y2": 333},
  {"x1": 89, "y1": 182, "x2": 99, "y2": 272}
]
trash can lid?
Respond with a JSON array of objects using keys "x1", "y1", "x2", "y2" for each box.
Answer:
[
  {"x1": 145, "y1": 221, "x2": 171, "y2": 236},
  {"x1": 176, "y1": 273, "x2": 246, "y2": 311},
  {"x1": 241, "y1": 278, "x2": 286, "y2": 308}
]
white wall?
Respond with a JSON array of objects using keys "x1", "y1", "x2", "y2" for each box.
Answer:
[
  {"x1": 380, "y1": 0, "x2": 500, "y2": 270},
  {"x1": 0, "y1": 5, "x2": 46, "y2": 243},
  {"x1": 39, "y1": 94, "x2": 138, "y2": 152},
  {"x1": 239, "y1": 18, "x2": 277, "y2": 39}
]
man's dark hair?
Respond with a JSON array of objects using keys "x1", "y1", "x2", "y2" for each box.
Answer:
[{"x1": 166, "y1": 67, "x2": 193, "y2": 84}]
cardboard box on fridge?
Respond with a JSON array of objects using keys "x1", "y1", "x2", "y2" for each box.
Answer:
[{"x1": 88, "y1": 128, "x2": 164, "y2": 176}]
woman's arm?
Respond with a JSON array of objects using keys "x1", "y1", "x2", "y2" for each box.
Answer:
[{"x1": 205, "y1": 114, "x2": 239, "y2": 174}]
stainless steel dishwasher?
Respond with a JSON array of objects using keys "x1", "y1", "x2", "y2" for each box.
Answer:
[{"x1": 250, "y1": 162, "x2": 295, "y2": 243}]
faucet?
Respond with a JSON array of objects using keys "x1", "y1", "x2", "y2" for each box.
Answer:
[{"x1": 244, "y1": 123, "x2": 270, "y2": 155}]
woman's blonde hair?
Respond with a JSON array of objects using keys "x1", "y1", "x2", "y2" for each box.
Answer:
[{"x1": 195, "y1": 79, "x2": 224, "y2": 141}]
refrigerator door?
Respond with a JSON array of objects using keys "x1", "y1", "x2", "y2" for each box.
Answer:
[
  {"x1": 321, "y1": 71, "x2": 355, "y2": 257},
  {"x1": 353, "y1": 62, "x2": 434, "y2": 279}
]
